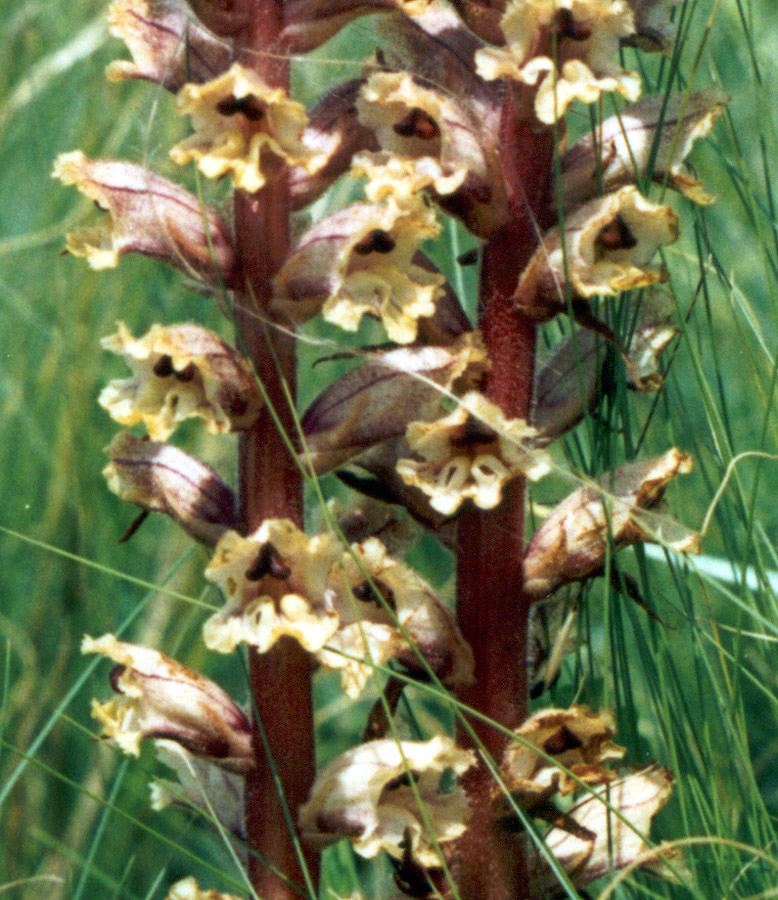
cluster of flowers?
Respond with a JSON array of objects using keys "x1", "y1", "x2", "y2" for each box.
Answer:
[{"x1": 56, "y1": 0, "x2": 724, "y2": 896}]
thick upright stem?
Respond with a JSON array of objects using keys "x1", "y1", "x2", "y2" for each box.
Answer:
[
  {"x1": 451, "y1": 95, "x2": 554, "y2": 900},
  {"x1": 230, "y1": 6, "x2": 318, "y2": 900}
]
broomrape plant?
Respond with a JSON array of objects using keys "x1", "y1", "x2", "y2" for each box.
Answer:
[{"x1": 53, "y1": 0, "x2": 728, "y2": 897}]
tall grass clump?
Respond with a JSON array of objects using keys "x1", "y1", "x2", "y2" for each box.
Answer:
[{"x1": 4, "y1": 0, "x2": 778, "y2": 899}]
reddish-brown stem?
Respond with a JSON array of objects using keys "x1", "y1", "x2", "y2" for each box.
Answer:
[
  {"x1": 451, "y1": 95, "x2": 554, "y2": 900},
  {"x1": 229, "y1": 7, "x2": 318, "y2": 900}
]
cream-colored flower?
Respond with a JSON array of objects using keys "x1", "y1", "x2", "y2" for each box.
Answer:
[
  {"x1": 301, "y1": 332, "x2": 488, "y2": 474},
  {"x1": 150, "y1": 740, "x2": 246, "y2": 840},
  {"x1": 515, "y1": 186, "x2": 678, "y2": 322},
  {"x1": 203, "y1": 520, "x2": 343, "y2": 654},
  {"x1": 502, "y1": 706, "x2": 625, "y2": 808},
  {"x1": 52, "y1": 151, "x2": 235, "y2": 284},
  {"x1": 274, "y1": 196, "x2": 444, "y2": 344},
  {"x1": 560, "y1": 89, "x2": 728, "y2": 208},
  {"x1": 476, "y1": 0, "x2": 641, "y2": 124},
  {"x1": 318, "y1": 537, "x2": 474, "y2": 697},
  {"x1": 524, "y1": 448, "x2": 700, "y2": 599},
  {"x1": 165, "y1": 878, "x2": 245, "y2": 900},
  {"x1": 82, "y1": 634, "x2": 253, "y2": 771},
  {"x1": 99, "y1": 321, "x2": 262, "y2": 440},
  {"x1": 171, "y1": 63, "x2": 325, "y2": 193},
  {"x1": 103, "y1": 432, "x2": 237, "y2": 546},
  {"x1": 397, "y1": 391, "x2": 551, "y2": 516},
  {"x1": 299, "y1": 736, "x2": 476, "y2": 866},
  {"x1": 527, "y1": 767, "x2": 676, "y2": 893}
]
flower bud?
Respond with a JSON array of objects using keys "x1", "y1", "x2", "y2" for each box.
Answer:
[
  {"x1": 82, "y1": 634, "x2": 253, "y2": 771},
  {"x1": 273, "y1": 196, "x2": 444, "y2": 344},
  {"x1": 300, "y1": 333, "x2": 487, "y2": 474},
  {"x1": 475, "y1": 0, "x2": 641, "y2": 125},
  {"x1": 299, "y1": 736, "x2": 476, "y2": 866},
  {"x1": 104, "y1": 432, "x2": 238, "y2": 545},
  {"x1": 524, "y1": 448, "x2": 700, "y2": 599},
  {"x1": 99, "y1": 322, "x2": 262, "y2": 440},
  {"x1": 515, "y1": 186, "x2": 678, "y2": 323},
  {"x1": 170, "y1": 63, "x2": 326, "y2": 194},
  {"x1": 106, "y1": 0, "x2": 233, "y2": 92},
  {"x1": 397, "y1": 391, "x2": 551, "y2": 516},
  {"x1": 52, "y1": 151, "x2": 236, "y2": 285},
  {"x1": 560, "y1": 89, "x2": 728, "y2": 209}
]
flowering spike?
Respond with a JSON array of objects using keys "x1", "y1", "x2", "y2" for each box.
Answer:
[
  {"x1": 298, "y1": 736, "x2": 476, "y2": 865},
  {"x1": 98, "y1": 322, "x2": 263, "y2": 440},
  {"x1": 103, "y1": 432, "x2": 238, "y2": 545},
  {"x1": 82, "y1": 634, "x2": 253, "y2": 771},
  {"x1": 52, "y1": 151, "x2": 236, "y2": 284},
  {"x1": 523, "y1": 448, "x2": 700, "y2": 599},
  {"x1": 397, "y1": 391, "x2": 551, "y2": 516},
  {"x1": 170, "y1": 63, "x2": 326, "y2": 194},
  {"x1": 106, "y1": 0, "x2": 233, "y2": 92},
  {"x1": 560, "y1": 89, "x2": 728, "y2": 209}
]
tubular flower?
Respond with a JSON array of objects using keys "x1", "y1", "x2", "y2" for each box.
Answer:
[
  {"x1": 150, "y1": 739, "x2": 246, "y2": 840},
  {"x1": 52, "y1": 151, "x2": 236, "y2": 284},
  {"x1": 524, "y1": 448, "x2": 700, "y2": 599},
  {"x1": 165, "y1": 879, "x2": 245, "y2": 900},
  {"x1": 105, "y1": 0, "x2": 233, "y2": 92},
  {"x1": 104, "y1": 432, "x2": 238, "y2": 545},
  {"x1": 300, "y1": 332, "x2": 488, "y2": 475},
  {"x1": 318, "y1": 536, "x2": 474, "y2": 697},
  {"x1": 560, "y1": 88, "x2": 729, "y2": 209},
  {"x1": 501, "y1": 706, "x2": 625, "y2": 809},
  {"x1": 355, "y1": 71, "x2": 499, "y2": 204},
  {"x1": 203, "y1": 520, "x2": 343, "y2": 655},
  {"x1": 298, "y1": 736, "x2": 476, "y2": 866},
  {"x1": 527, "y1": 767, "x2": 676, "y2": 894},
  {"x1": 98, "y1": 321, "x2": 262, "y2": 440},
  {"x1": 515, "y1": 186, "x2": 679, "y2": 323},
  {"x1": 82, "y1": 634, "x2": 253, "y2": 771},
  {"x1": 397, "y1": 391, "x2": 551, "y2": 516},
  {"x1": 170, "y1": 63, "x2": 326, "y2": 194},
  {"x1": 273, "y1": 196, "x2": 444, "y2": 343},
  {"x1": 475, "y1": 0, "x2": 641, "y2": 125}
]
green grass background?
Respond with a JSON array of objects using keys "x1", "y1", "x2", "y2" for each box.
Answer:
[{"x1": 4, "y1": 0, "x2": 778, "y2": 898}]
